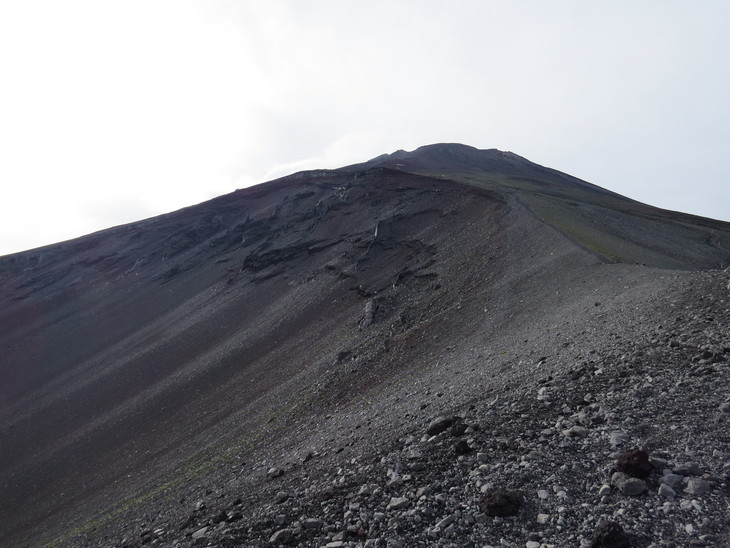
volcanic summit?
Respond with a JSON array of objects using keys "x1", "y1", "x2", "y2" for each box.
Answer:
[{"x1": 1, "y1": 144, "x2": 729, "y2": 547}]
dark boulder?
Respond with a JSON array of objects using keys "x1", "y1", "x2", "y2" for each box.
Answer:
[
  {"x1": 454, "y1": 440, "x2": 472, "y2": 455},
  {"x1": 591, "y1": 520, "x2": 631, "y2": 548},
  {"x1": 617, "y1": 449, "x2": 652, "y2": 479},
  {"x1": 426, "y1": 415, "x2": 456, "y2": 436},
  {"x1": 479, "y1": 489, "x2": 522, "y2": 516},
  {"x1": 450, "y1": 421, "x2": 468, "y2": 437}
]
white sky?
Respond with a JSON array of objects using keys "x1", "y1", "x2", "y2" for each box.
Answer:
[{"x1": 1, "y1": 1, "x2": 728, "y2": 256}]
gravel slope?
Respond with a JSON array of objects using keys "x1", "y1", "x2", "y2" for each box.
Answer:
[
  {"x1": 109, "y1": 269, "x2": 730, "y2": 548},
  {"x1": 0, "y1": 145, "x2": 728, "y2": 547}
]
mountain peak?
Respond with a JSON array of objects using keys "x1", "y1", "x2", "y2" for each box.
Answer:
[
  {"x1": 2, "y1": 144, "x2": 730, "y2": 548},
  {"x1": 345, "y1": 143, "x2": 523, "y2": 172}
]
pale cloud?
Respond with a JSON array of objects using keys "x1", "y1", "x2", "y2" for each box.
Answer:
[{"x1": 0, "y1": 1, "x2": 728, "y2": 256}]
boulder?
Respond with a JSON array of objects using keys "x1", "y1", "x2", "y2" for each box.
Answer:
[
  {"x1": 617, "y1": 449, "x2": 652, "y2": 478},
  {"x1": 590, "y1": 520, "x2": 631, "y2": 548},
  {"x1": 426, "y1": 416, "x2": 455, "y2": 436},
  {"x1": 479, "y1": 489, "x2": 522, "y2": 516}
]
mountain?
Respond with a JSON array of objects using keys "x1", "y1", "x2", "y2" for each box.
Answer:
[{"x1": 0, "y1": 144, "x2": 729, "y2": 547}]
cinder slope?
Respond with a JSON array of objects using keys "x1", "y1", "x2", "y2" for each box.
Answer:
[{"x1": 0, "y1": 145, "x2": 728, "y2": 547}]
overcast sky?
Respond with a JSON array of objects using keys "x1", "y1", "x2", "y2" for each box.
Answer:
[{"x1": 1, "y1": 1, "x2": 728, "y2": 256}]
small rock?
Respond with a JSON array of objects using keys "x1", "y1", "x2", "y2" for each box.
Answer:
[
  {"x1": 386, "y1": 476, "x2": 403, "y2": 488},
  {"x1": 191, "y1": 527, "x2": 208, "y2": 540},
  {"x1": 622, "y1": 478, "x2": 647, "y2": 496},
  {"x1": 598, "y1": 484, "x2": 611, "y2": 497},
  {"x1": 426, "y1": 416, "x2": 455, "y2": 436},
  {"x1": 612, "y1": 472, "x2": 647, "y2": 496},
  {"x1": 674, "y1": 462, "x2": 701, "y2": 476},
  {"x1": 267, "y1": 467, "x2": 285, "y2": 479},
  {"x1": 536, "y1": 513, "x2": 550, "y2": 524},
  {"x1": 526, "y1": 542, "x2": 541, "y2": 548},
  {"x1": 479, "y1": 489, "x2": 522, "y2": 516},
  {"x1": 450, "y1": 421, "x2": 468, "y2": 437},
  {"x1": 275, "y1": 491, "x2": 289, "y2": 504},
  {"x1": 416, "y1": 486, "x2": 432, "y2": 497},
  {"x1": 660, "y1": 473, "x2": 684, "y2": 488},
  {"x1": 269, "y1": 529, "x2": 294, "y2": 544},
  {"x1": 685, "y1": 477, "x2": 710, "y2": 495},
  {"x1": 563, "y1": 425, "x2": 588, "y2": 437},
  {"x1": 454, "y1": 439, "x2": 472, "y2": 454},
  {"x1": 358, "y1": 483, "x2": 375, "y2": 496},
  {"x1": 649, "y1": 456, "x2": 669, "y2": 469},
  {"x1": 226, "y1": 511, "x2": 243, "y2": 522},
  {"x1": 386, "y1": 496, "x2": 410, "y2": 511},
  {"x1": 658, "y1": 483, "x2": 676, "y2": 500},
  {"x1": 590, "y1": 520, "x2": 631, "y2": 548},
  {"x1": 679, "y1": 499, "x2": 694, "y2": 511},
  {"x1": 609, "y1": 432, "x2": 629, "y2": 447},
  {"x1": 302, "y1": 518, "x2": 323, "y2": 530},
  {"x1": 617, "y1": 449, "x2": 652, "y2": 478}
]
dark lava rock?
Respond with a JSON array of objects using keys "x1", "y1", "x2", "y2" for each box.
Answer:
[
  {"x1": 269, "y1": 528, "x2": 295, "y2": 545},
  {"x1": 454, "y1": 440, "x2": 472, "y2": 454},
  {"x1": 450, "y1": 421, "x2": 468, "y2": 437},
  {"x1": 590, "y1": 520, "x2": 632, "y2": 548},
  {"x1": 267, "y1": 467, "x2": 284, "y2": 479},
  {"x1": 479, "y1": 489, "x2": 522, "y2": 516},
  {"x1": 212, "y1": 510, "x2": 228, "y2": 524},
  {"x1": 617, "y1": 449, "x2": 652, "y2": 479},
  {"x1": 426, "y1": 415, "x2": 455, "y2": 436},
  {"x1": 226, "y1": 510, "x2": 243, "y2": 522}
]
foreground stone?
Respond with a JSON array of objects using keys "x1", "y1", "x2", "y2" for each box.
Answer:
[
  {"x1": 386, "y1": 496, "x2": 410, "y2": 511},
  {"x1": 685, "y1": 477, "x2": 710, "y2": 495},
  {"x1": 611, "y1": 472, "x2": 647, "y2": 496},
  {"x1": 616, "y1": 449, "x2": 652, "y2": 478},
  {"x1": 426, "y1": 416, "x2": 455, "y2": 436},
  {"x1": 269, "y1": 528, "x2": 294, "y2": 544},
  {"x1": 479, "y1": 489, "x2": 522, "y2": 516},
  {"x1": 590, "y1": 520, "x2": 632, "y2": 548}
]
